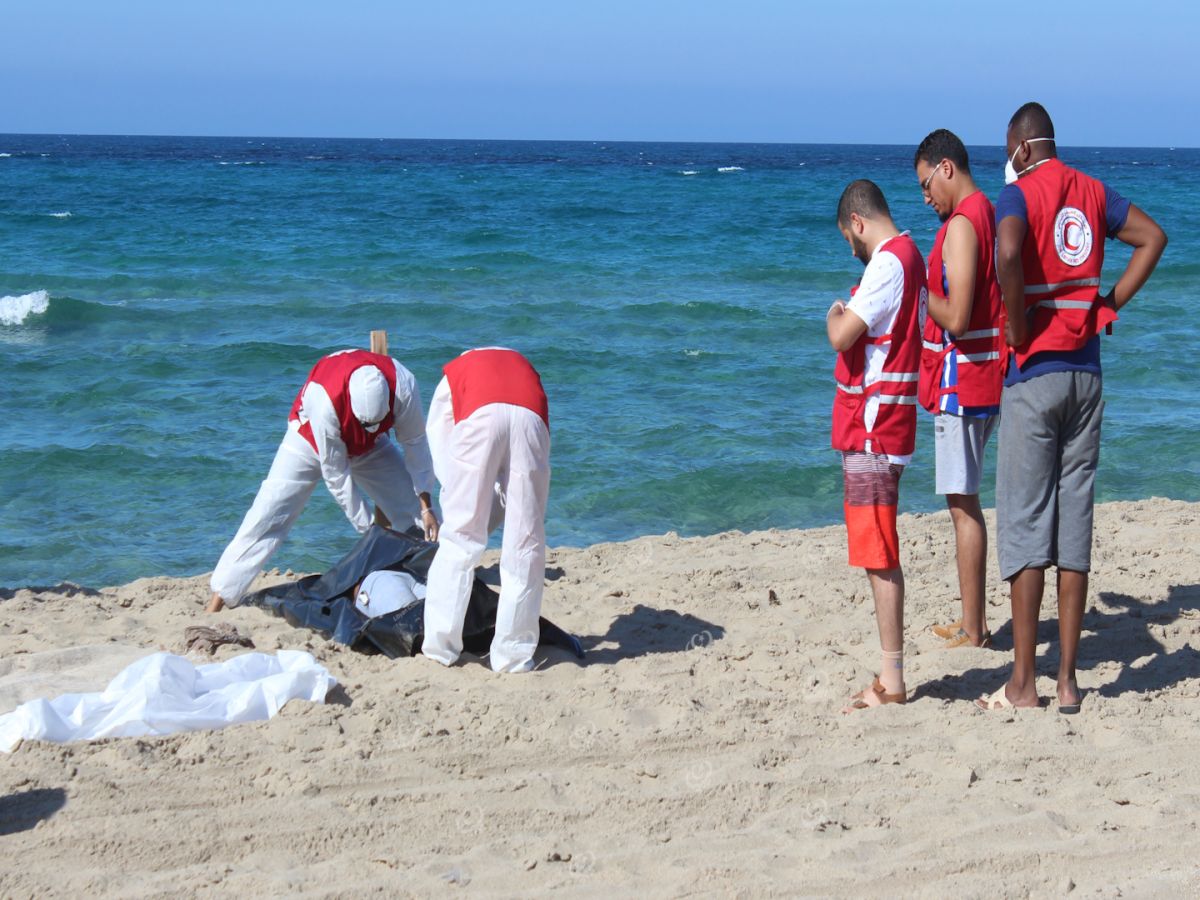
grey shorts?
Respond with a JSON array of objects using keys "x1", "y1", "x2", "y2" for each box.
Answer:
[
  {"x1": 934, "y1": 413, "x2": 998, "y2": 495},
  {"x1": 996, "y1": 370, "x2": 1104, "y2": 581}
]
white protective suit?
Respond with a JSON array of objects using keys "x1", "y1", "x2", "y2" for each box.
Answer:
[
  {"x1": 210, "y1": 359, "x2": 435, "y2": 605},
  {"x1": 422, "y1": 374, "x2": 551, "y2": 673}
]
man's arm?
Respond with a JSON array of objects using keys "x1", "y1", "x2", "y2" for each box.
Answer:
[
  {"x1": 829, "y1": 251, "x2": 903, "y2": 351},
  {"x1": 425, "y1": 377, "x2": 455, "y2": 489},
  {"x1": 390, "y1": 363, "x2": 439, "y2": 540},
  {"x1": 1105, "y1": 204, "x2": 1167, "y2": 310},
  {"x1": 996, "y1": 215, "x2": 1029, "y2": 347},
  {"x1": 926, "y1": 216, "x2": 979, "y2": 336},
  {"x1": 306, "y1": 385, "x2": 373, "y2": 533},
  {"x1": 826, "y1": 300, "x2": 868, "y2": 352}
]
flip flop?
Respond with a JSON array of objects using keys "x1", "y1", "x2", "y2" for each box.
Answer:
[
  {"x1": 942, "y1": 628, "x2": 993, "y2": 649},
  {"x1": 931, "y1": 619, "x2": 963, "y2": 639},
  {"x1": 1058, "y1": 693, "x2": 1083, "y2": 715},
  {"x1": 975, "y1": 685, "x2": 1016, "y2": 710},
  {"x1": 842, "y1": 676, "x2": 906, "y2": 714}
]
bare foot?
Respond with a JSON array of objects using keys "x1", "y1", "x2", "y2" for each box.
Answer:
[{"x1": 206, "y1": 592, "x2": 226, "y2": 613}]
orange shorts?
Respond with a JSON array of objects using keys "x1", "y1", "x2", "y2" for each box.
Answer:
[{"x1": 842, "y1": 451, "x2": 903, "y2": 570}]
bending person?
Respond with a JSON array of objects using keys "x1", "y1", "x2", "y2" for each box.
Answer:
[
  {"x1": 422, "y1": 348, "x2": 551, "y2": 673},
  {"x1": 208, "y1": 349, "x2": 439, "y2": 612}
]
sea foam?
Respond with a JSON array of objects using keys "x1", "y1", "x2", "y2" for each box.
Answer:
[
  {"x1": 0, "y1": 290, "x2": 50, "y2": 326},
  {"x1": 717, "y1": 166, "x2": 744, "y2": 172}
]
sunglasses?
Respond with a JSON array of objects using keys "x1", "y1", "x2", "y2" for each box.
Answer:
[{"x1": 921, "y1": 159, "x2": 946, "y2": 194}]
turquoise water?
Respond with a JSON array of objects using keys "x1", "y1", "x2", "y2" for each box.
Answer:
[{"x1": 1, "y1": 135, "x2": 1196, "y2": 587}]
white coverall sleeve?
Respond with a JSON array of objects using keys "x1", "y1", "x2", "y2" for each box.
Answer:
[
  {"x1": 304, "y1": 383, "x2": 373, "y2": 533},
  {"x1": 390, "y1": 360, "x2": 436, "y2": 497},
  {"x1": 425, "y1": 376, "x2": 454, "y2": 490}
]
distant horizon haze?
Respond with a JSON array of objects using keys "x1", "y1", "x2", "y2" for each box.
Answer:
[{"x1": 3, "y1": 2, "x2": 1196, "y2": 148}]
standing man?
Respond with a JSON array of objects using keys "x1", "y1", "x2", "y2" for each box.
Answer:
[
  {"x1": 979, "y1": 102, "x2": 1166, "y2": 711},
  {"x1": 208, "y1": 349, "x2": 439, "y2": 612},
  {"x1": 422, "y1": 348, "x2": 551, "y2": 674},
  {"x1": 913, "y1": 129, "x2": 1006, "y2": 649},
  {"x1": 827, "y1": 181, "x2": 926, "y2": 712}
]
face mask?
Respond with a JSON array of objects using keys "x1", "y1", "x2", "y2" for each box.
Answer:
[{"x1": 1004, "y1": 137, "x2": 1054, "y2": 184}]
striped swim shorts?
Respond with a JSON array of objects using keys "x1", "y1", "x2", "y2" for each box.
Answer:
[{"x1": 841, "y1": 450, "x2": 904, "y2": 570}]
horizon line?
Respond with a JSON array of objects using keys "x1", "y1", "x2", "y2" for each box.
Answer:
[{"x1": 0, "y1": 130, "x2": 1193, "y2": 152}]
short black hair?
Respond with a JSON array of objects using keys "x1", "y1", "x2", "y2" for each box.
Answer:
[
  {"x1": 836, "y1": 179, "x2": 890, "y2": 228},
  {"x1": 1008, "y1": 102, "x2": 1055, "y2": 141},
  {"x1": 914, "y1": 128, "x2": 970, "y2": 174}
]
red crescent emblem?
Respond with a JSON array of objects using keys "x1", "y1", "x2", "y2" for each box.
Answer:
[{"x1": 1064, "y1": 220, "x2": 1081, "y2": 252}]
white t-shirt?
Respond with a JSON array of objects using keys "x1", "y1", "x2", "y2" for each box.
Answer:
[{"x1": 844, "y1": 234, "x2": 912, "y2": 466}]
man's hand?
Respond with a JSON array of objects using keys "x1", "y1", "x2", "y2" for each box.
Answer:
[
  {"x1": 1107, "y1": 205, "x2": 1167, "y2": 311},
  {"x1": 827, "y1": 299, "x2": 867, "y2": 352},
  {"x1": 206, "y1": 592, "x2": 225, "y2": 613},
  {"x1": 420, "y1": 507, "x2": 440, "y2": 542}
]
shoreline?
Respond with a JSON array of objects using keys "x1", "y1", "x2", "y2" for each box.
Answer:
[{"x1": 2, "y1": 496, "x2": 1199, "y2": 895}]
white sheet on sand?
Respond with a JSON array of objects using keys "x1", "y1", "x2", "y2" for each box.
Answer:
[{"x1": 0, "y1": 650, "x2": 335, "y2": 752}]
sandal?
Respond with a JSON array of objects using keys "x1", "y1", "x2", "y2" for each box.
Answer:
[
  {"x1": 931, "y1": 619, "x2": 963, "y2": 639},
  {"x1": 942, "y1": 627, "x2": 993, "y2": 649},
  {"x1": 842, "y1": 676, "x2": 906, "y2": 714},
  {"x1": 975, "y1": 685, "x2": 1016, "y2": 710}
]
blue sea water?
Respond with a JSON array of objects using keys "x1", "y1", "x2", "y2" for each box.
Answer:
[{"x1": 1, "y1": 135, "x2": 1196, "y2": 588}]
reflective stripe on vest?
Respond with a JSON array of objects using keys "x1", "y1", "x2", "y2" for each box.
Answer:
[
  {"x1": 1035, "y1": 299, "x2": 1096, "y2": 310},
  {"x1": 1024, "y1": 277, "x2": 1102, "y2": 295}
]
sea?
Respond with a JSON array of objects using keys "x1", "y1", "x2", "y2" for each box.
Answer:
[{"x1": 1, "y1": 135, "x2": 1196, "y2": 588}]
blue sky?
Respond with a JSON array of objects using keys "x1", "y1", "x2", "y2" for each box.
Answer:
[{"x1": 3, "y1": 1, "x2": 1194, "y2": 146}]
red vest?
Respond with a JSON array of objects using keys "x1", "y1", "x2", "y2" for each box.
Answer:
[
  {"x1": 443, "y1": 348, "x2": 549, "y2": 428},
  {"x1": 832, "y1": 234, "x2": 925, "y2": 457},
  {"x1": 1012, "y1": 158, "x2": 1114, "y2": 366},
  {"x1": 288, "y1": 350, "x2": 398, "y2": 457},
  {"x1": 919, "y1": 190, "x2": 1006, "y2": 412}
]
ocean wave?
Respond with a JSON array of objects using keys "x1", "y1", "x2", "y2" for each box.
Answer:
[
  {"x1": 47, "y1": 211, "x2": 72, "y2": 218},
  {"x1": 680, "y1": 170, "x2": 699, "y2": 176},
  {"x1": 0, "y1": 152, "x2": 11, "y2": 158},
  {"x1": 0, "y1": 290, "x2": 50, "y2": 326},
  {"x1": 717, "y1": 166, "x2": 744, "y2": 173}
]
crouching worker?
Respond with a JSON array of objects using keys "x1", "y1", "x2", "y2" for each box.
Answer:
[
  {"x1": 827, "y1": 180, "x2": 927, "y2": 712},
  {"x1": 207, "y1": 349, "x2": 439, "y2": 612},
  {"x1": 422, "y1": 348, "x2": 551, "y2": 673}
]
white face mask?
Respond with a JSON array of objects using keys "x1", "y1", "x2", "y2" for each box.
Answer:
[{"x1": 1004, "y1": 137, "x2": 1055, "y2": 185}]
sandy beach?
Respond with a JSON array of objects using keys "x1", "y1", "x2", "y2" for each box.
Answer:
[{"x1": 2, "y1": 497, "x2": 1199, "y2": 897}]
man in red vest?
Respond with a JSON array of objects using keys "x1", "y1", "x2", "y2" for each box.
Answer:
[
  {"x1": 979, "y1": 103, "x2": 1166, "y2": 712},
  {"x1": 421, "y1": 348, "x2": 551, "y2": 673},
  {"x1": 207, "y1": 349, "x2": 439, "y2": 613},
  {"x1": 827, "y1": 181, "x2": 926, "y2": 712},
  {"x1": 913, "y1": 129, "x2": 1006, "y2": 649}
]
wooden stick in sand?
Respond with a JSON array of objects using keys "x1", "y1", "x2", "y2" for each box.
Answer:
[{"x1": 370, "y1": 330, "x2": 392, "y2": 529}]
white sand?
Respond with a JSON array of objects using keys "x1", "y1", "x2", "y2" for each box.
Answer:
[{"x1": 2, "y1": 498, "x2": 1199, "y2": 897}]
